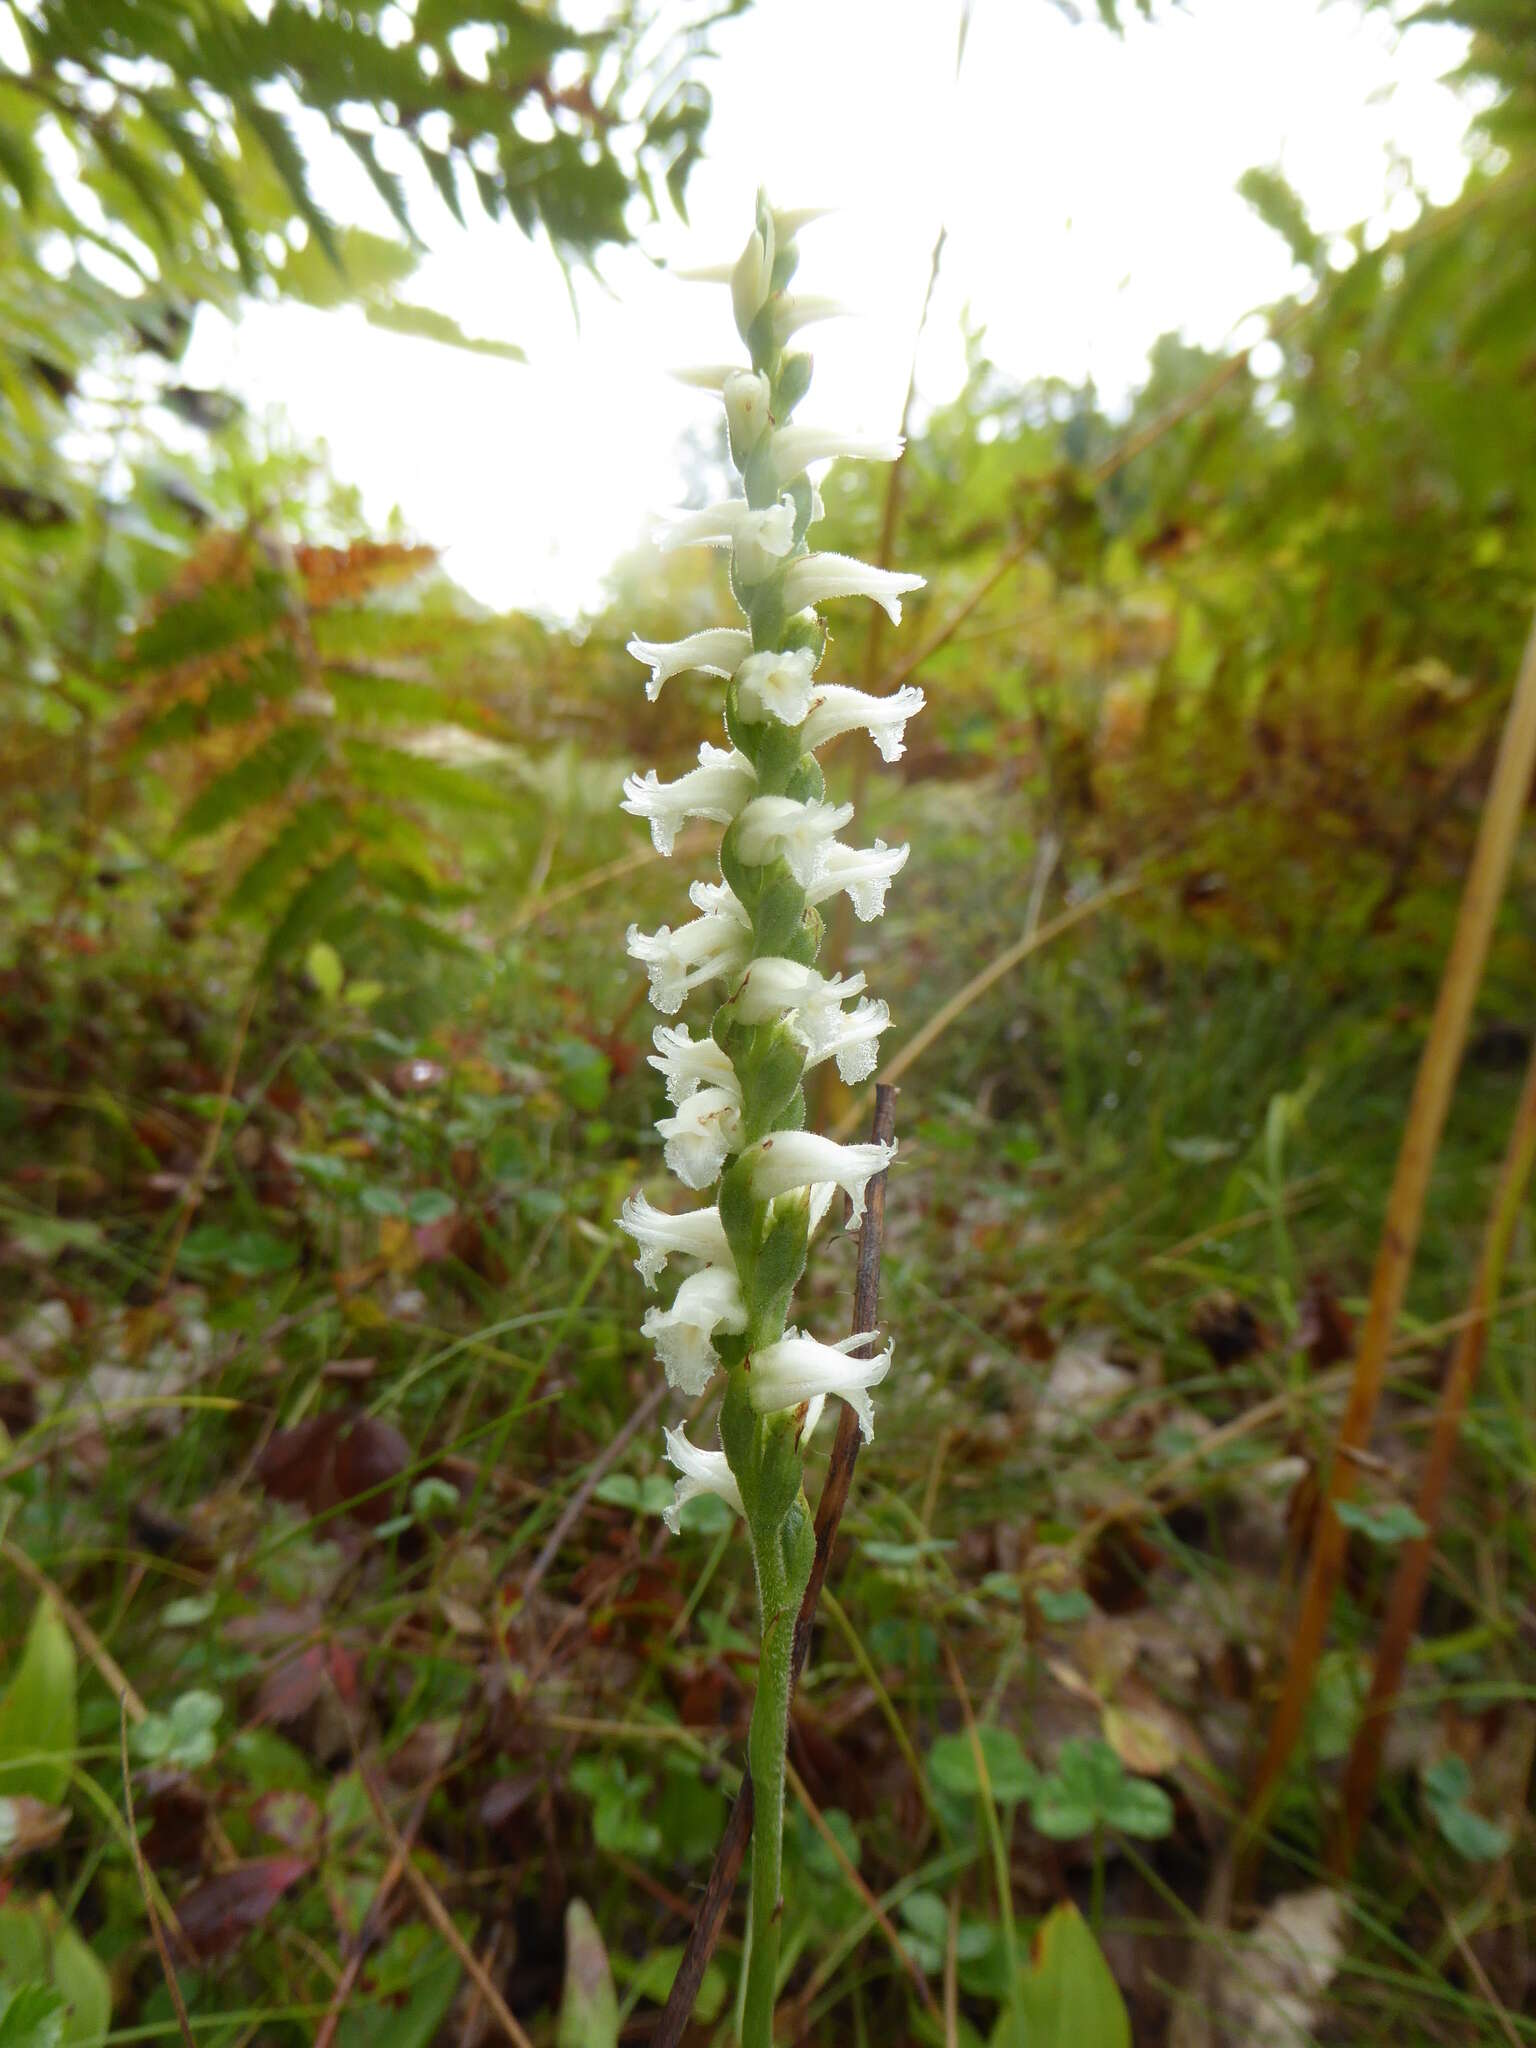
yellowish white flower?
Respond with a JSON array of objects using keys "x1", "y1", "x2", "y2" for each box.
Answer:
[
  {"x1": 649, "y1": 1022, "x2": 739, "y2": 1104},
  {"x1": 733, "y1": 794, "x2": 854, "y2": 887},
  {"x1": 729, "y1": 956, "x2": 868, "y2": 1057},
  {"x1": 766, "y1": 426, "x2": 904, "y2": 489},
  {"x1": 733, "y1": 647, "x2": 818, "y2": 726},
  {"x1": 626, "y1": 906, "x2": 751, "y2": 1015},
  {"x1": 800, "y1": 994, "x2": 892, "y2": 1084},
  {"x1": 805, "y1": 838, "x2": 909, "y2": 922},
  {"x1": 731, "y1": 216, "x2": 775, "y2": 338},
  {"x1": 657, "y1": 1083, "x2": 744, "y2": 1189},
  {"x1": 724, "y1": 369, "x2": 773, "y2": 460},
  {"x1": 770, "y1": 295, "x2": 850, "y2": 348},
  {"x1": 643, "y1": 1265, "x2": 747, "y2": 1394}
]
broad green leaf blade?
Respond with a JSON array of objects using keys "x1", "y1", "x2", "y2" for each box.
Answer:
[
  {"x1": 0, "y1": 1600, "x2": 77, "y2": 1805},
  {"x1": 994, "y1": 1903, "x2": 1130, "y2": 2048},
  {"x1": 557, "y1": 1899, "x2": 618, "y2": 2048}
]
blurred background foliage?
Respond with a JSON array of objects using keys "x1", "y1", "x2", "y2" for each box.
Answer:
[{"x1": 4, "y1": 1, "x2": 1536, "y2": 2045}]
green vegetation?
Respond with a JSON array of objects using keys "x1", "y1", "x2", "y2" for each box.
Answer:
[{"x1": 3, "y1": 1, "x2": 1536, "y2": 2043}]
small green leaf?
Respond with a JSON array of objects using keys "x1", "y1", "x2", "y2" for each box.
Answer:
[
  {"x1": 0, "y1": 1599, "x2": 77, "y2": 1805},
  {"x1": 405, "y1": 1189, "x2": 456, "y2": 1226},
  {"x1": 306, "y1": 940, "x2": 344, "y2": 1000},
  {"x1": 1334, "y1": 1500, "x2": 1428, "y2": 1546},
  {"x1": 0, "y1": 1984, "x2": 67, "y2": 2048},
  {"x1": 132, "y1": 1690, "x2": 221, "y2": 1771},
  {"x1": 929, "y1": 1726, "x2": 1038, "y2": 1805},
  {"x1": 1424, "y1": 1756, "x2": 1513, "y2": 1862},
  {"x1": 1036, "y1": 1588, "x2": 1093, "y2": 1625},
  {"x1": 557, "y1": 1900, "x2": 618, "y2": 2048}
]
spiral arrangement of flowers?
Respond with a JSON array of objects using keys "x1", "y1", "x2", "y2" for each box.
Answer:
[{"x1": 616, "y1": 191, "x2": 923, "y2": 2044}]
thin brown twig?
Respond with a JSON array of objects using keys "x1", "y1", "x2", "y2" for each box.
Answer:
[
  {"x1": 652, "y1": 1084, "x2": 897, "y2": 2048},
  {"x1": 1333, "y1": 1030, "x2": 1536, "y2": 1872},
  {"x1": 1243, "y1": 605, "x2": 1536, "y2": 1856}
]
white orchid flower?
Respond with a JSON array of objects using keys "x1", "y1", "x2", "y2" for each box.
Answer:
[
  {"x1": 620, "y1": 742, "x2": 756, "y2": 856},
  {"x1": 781, "y1": 553, "x2": 926, "y2": 626},
  {"x1": 733, "y1": 794, "x2": 854, "y2": 887},
  {"x1": 800, "y1": 995, "x2": 893, "y2": 1085},
  {"x1": 733, "y1": 647, "x2": 818, "y2": 726},
  {"x1": 656, "y1": 1083, "x2": 744, "y2": 1189},
  {"x1": 643, "y1": 1264, "x2": 747, "y2": 1394},
  {"x1": 800, "y1": 683, "x2": 926, "y2": 762},
  {"x1": 729, "y1": 956, "x2": 868, "y2": 1057},
  {"x1": 627, "y1": 627, "x2": 751, "y2": 703},
  {"x1": 662, "y1": 1423, "x2": 745, "y2": 1531},
  {"x1": 742, "y1": 1129, "x2": 896, "y2": 1226},
  {"x1": 618, "y1": 1191, "x2": 732, "y2": 1287},
  {"x1": 657, "y1": 498, "x2": 798, "y2": 585},
  {"x1": 770, "y1": 295, "x2": 850, "y2": 348},
  {"x1": 805, "y1": 839, "x2": 910, "y2": 922},
  {"x1": 649, "y1": 1022, "x2": 739, "y2": 1104},
  {"x1": 626, "y1": 907, "x2": 752, "y2": 1016},
  {"x1": 746, "y1": 1327, "x2": 894, "y2": 1441},
  {"x1": 767, "y1": 426, "x2": 904, "y2": 489}
]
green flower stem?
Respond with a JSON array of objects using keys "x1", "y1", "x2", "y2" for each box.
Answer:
[{"x1": 741, "y1": 1485, "x2": 815, "y2": 2048}]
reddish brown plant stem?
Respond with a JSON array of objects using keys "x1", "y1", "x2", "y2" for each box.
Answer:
[
  {"x1": 1332, "y1": 1032, "x2": 1536, "y2": 1873},
  {"x1": 652, "y1": 1084, "x2": 897, "y2": 2048},
  {"x1": 1242, "y1": 607, "x2": 1536, "y2": 1856}
]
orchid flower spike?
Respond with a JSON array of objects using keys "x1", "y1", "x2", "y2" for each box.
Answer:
[{"x1": 616, "y1": 191, "x2": 922, "y2": 2048}]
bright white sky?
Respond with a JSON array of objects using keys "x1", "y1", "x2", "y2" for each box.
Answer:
[{"x1": 184, "y1": 0, "x2": 1475, "y2": 621}]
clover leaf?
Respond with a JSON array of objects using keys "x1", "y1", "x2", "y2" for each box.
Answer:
[{"x1": 1030, "y1": 1737, "x2": 1173, "y2": 1841}]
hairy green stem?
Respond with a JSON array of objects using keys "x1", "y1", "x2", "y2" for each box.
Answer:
[{"x1": 742, "y1": 1497, "x2": 814, "y2": 2047}]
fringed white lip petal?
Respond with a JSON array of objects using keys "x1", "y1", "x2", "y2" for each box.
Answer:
[
  {"x1": 642, "y1": 1264, "x2": 746, "y2": 1394},
  {"x1": 627, "y1": 628, "x2": 751, "y2": 703},
  {"x1": 768, "y1": 426, "x2": 904, "y2": 489},
  {"x1": 781, "y1": 553, "x2": 927, "y2": 627},
  {"x1": 617, "y1": 1192, "x2": 731, "y2": 1287},
  {"x1": 656, "y1": 1084, "x2": 744, "y2": 1190},
  {"x1": 620, "y1": 743, "x2": 756, "y2": 856},
  {"x1": 805, "y1": 839, "x2": 910, "y2": 923},
  {"x1": 800, "y1": 683, "x2": 926, "y2": 761},
  {"x1": 662, "y1": 1423, "x2": 744, "y2": 1532}
]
